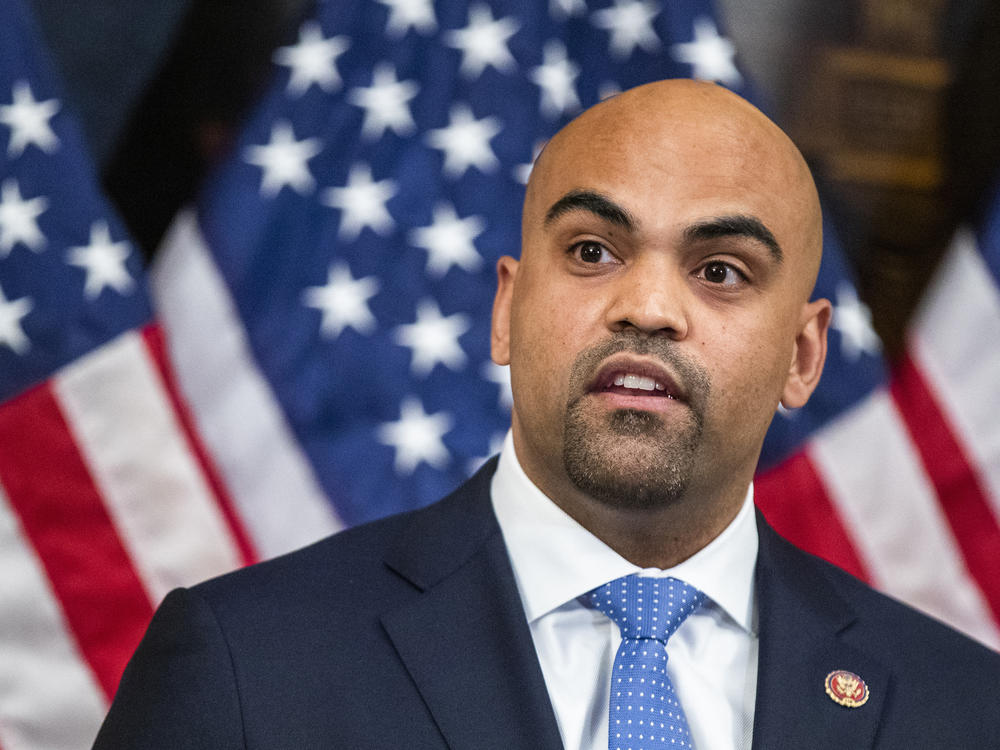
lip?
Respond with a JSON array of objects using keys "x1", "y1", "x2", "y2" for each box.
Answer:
[{"x1": 586, "y1": 354, "x2": 688, "y2": 408}]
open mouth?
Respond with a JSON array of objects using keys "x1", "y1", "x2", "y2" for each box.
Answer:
[
  {"x1": 607, "y1": 373, "x2": 675, "y2": 397},
  {"x1": 588, "y1": 357, "x2": 686, "y2": 403}
]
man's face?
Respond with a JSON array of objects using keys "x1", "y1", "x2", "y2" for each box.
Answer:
[{"x1": 492, "y1": 82, "x2": 829, "y2": 517}]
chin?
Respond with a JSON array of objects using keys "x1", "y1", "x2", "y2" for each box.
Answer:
[{"x1": 561, "y1": 407, "x2": 700, "y2": 511}]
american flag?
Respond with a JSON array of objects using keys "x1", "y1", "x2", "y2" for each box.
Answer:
[
  {"x1": 153, "y1": 0, "x2": 1000, "y2": 645},
  {"x1": 757, "y1": 186, "x2": 1000, "y2": 649},
  {"x1": 0, "y1": 0, "x2": 254, "y2": 746},
  {"x1": 1, "y1": 0, "x2": 998, "y2": 746},
  {"x1": 156, "y1": 0, "x2": 887, "y2": 540}
]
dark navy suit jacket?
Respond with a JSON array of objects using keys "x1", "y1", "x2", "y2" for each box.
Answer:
[{"x1": 94, "y1": 459, "x2": 1000, "y2": 749}]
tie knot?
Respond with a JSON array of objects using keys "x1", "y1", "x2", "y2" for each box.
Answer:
[{"x1": 580, "y1": 574, "x2": 704, "y2": 642}]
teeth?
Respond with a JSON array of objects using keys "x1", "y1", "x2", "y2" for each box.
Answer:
[{"x1": 613, "y1": 373, "x2": 665, "y2": 392}]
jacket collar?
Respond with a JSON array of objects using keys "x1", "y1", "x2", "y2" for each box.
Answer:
[
  {"x1": 381, "y1": 458, "x2": 564, "y2": 750},
  {"x1": 752, "y1": 511, "x2": 888, "y2": 749},
  {"x1": 379, "y1": 463, "x2": 892, "y2": 750}
]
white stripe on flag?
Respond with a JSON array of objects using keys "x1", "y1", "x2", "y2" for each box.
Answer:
[
  {"x1": 151, "y1": 210, "x2": 343, "y2": 558},
  {"x1": 0, "y1": 482, "x2": 106, "y2": 750},
  {"x1": 808, "y1": 390, "x2": 1000, "y2": 649},
  {"x1": 909, "y1": 228, "x2": 1000, "y2": 519},
  {"x1": 54, "y1": 331, "x2": 242, "y2": 602}
]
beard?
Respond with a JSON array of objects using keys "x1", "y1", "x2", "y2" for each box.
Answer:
[{"x1": 561, "y1": 334, "x2": 710, "y2": 510}]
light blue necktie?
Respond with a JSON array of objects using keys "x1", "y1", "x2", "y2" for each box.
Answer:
[{"x1": 581, "y1": 574, "x2": 705, "y2": 750}]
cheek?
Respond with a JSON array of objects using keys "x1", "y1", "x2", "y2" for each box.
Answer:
[
  {"x1": 508, "y1": 295, "x2": 567, "y2": 409},
  {"x1": 699, "y1": 319, "x2": 794, "y2": 418},
  {"x1": 511, "y1": 280, "x2": 590, "y2": 371}
]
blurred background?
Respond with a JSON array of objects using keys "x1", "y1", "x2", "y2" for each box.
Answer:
[
  {"x1": 27, "y1": 0, "x2": 1000, "y2": 356},
  {"x1": 3, "y1": 1, "x2": 998, "y2": 746}
]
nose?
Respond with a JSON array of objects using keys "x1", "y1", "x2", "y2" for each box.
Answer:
[{"x1": 604, "y1": 261, "x2": 690, "y2": 339}]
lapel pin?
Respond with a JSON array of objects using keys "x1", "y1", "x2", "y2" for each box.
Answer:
[{"x1": 825, "y1": 670, "x2": 870, "y2": 708}]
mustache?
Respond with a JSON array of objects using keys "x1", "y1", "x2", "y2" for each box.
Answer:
[{"x1": 567, "y1": 332, "x2": 712, "y2": 412}]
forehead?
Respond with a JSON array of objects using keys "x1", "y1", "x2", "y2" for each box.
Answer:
[{"x1": 524, "y1": 88, "x2": 817, "y2": 251}]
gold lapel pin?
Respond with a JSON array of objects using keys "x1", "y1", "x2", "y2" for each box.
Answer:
[{"x1": 825, "y1": 669, "x2": 870, "y2": 708}]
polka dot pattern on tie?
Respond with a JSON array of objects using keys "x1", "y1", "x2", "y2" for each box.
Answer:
[{"x1": 580, "y1": 574, "x2": 705, "y2": 750}]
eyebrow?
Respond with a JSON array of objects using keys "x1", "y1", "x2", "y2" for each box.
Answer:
[
  {"x1": 544, "y1": 193, "x2": 783, "y2": 263},
  {"x1": 684, "y1": 215, "x2": 783, "y2": 263},
  {"x1": 544, "y1": 189, "x2": 638, "y2": 232}
]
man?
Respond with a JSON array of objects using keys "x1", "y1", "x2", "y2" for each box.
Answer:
[{"x1": 94, "y1": 80, "x2": 1000, "y2": 749}]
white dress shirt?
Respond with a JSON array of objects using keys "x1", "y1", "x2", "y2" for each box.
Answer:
[{"x1": 490, "y1": 432, "x2": 759, "y2": 750}]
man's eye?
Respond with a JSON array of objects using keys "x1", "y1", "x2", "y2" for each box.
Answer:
[
  {"x1": 573, "y1": 241, "x2": 612, "y2": 263},
  {"x1": 700, "y1": 261, "x2": 745, "y2": 285}
]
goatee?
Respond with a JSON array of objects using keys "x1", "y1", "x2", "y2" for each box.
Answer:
[{"x1": 561, "y1": 334, "x2": 710, "y2": 510}]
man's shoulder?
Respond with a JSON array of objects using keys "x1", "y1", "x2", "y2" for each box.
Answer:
[
  {"x1": 755, "y1": 517, "x2": 1000, "y2": 746},
  {"x1": 829, "y1": 555, "x2": 997, "y2": 660},
  {"x1": 181, "y1": 504, "x2": 411, "y2": 631},
  {"x1": 763, "y1": 517, "x2": 1000, "y2": 675},
  {"x1": 188, "y1": 457, "x2": 501, "y2": 620}
]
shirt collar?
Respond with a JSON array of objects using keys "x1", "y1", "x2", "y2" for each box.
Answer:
[{"x1": 490, "y1": 431, "x2": 758, "y2": 634}]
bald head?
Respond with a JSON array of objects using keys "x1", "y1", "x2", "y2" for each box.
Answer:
[
  {"x1": 491, "y1": 79, "x2": 832, "y2": 565},
  {"x1": 524, "y1": 79, "x2": 823, "y2": 297}
]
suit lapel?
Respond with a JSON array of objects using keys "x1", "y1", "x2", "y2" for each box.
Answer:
[
  {"x1": 379, "y1": 467, "x2": 895, "y2": 750},
  {"x1": 381, "y1": 460, "x2": 563, "y2": 750},
  {"x1": 751, "y1": 514, "x2": 887, "y2": 750}
]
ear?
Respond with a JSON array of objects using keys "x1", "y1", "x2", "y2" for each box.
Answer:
[
  {"x1": 781, "y1": 298, "x2": 832, "y2": 409},
  {"x1": 491, "y1": 255, "x2": 519, "y2": 366}
]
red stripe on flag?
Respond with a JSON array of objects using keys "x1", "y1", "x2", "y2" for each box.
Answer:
[
  {"x1": 0, "y1": 382, "x2": 153, "y2": 700},
  {"x1": 891, "y1": 353, "x2": 1000, "y2": 622},
  {"x1": 141, "y1": 324, "x2": 258, "y2": 566},
  {"x1": 755, "y1": 451, "x2": 871, "y2": 582}
]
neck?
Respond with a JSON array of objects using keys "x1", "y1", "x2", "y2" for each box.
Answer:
[
  {"x1": 546, "y1": 480, "x2": 748, "y2": 569},
  {"x1": 507, "y1": 427, "x2": 754, "y2": 569}
]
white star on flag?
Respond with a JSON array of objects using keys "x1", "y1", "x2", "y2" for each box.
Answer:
[
  {"x1": 243, "y1": 120, "x2": 323, "y2": 197},
  {"x1": 0, "y1": 283, "x2": 33, "y2": 355},
  {"x1": 549, "y1": 0, "x2": 586, "y2": 21},
  {"x1": 393, "y1": 298, "x2": 470, "y2": 376},
  {"x1": 377, "y1": 396, "x2": 453, "y2": 474},
  {"x1": 670, "y1": 16, "x2": 743, "y2": 87},
  {"x1": 831, "y1": 282, "x2": 882, "y2": 361},
  {"x1": 598, "y1": 80, "x2": 623, "y2": 101},
  {"x1": 0, "y1": 80, "x2": 60, "y2": 157},
  {"x1": 466, "y1": 430, "x2": 507, "y2": 475},
  {"x1": 321, "y1": 163, "x2": 397, "y2": 240},
  {"x1": 482, "y1": 361, "x2": 513, "y2": 411},
  {"x1": 531, "y1": 40, "x2": 581, "y2": 119},
  {"x1": 272, "y1": 21, "x2": 350, "y2": 96},
  {"x1": 377, "y1": 0, "x2": 437, "y2": 38},
  {"x1": 425, "y1": 103, "x2": 501, "y2": 178},
  {"x1": 302, "y1": 261, "x2": 380, "y2": 338},
  {"x1": 444, "y1": 3, "x2": 520, "y2": 79},
  {"x1": 591, "y1": 0, "x2": 661, "y2": 59},
  {"x1": 0, "y1": 177, "x2": 48, "y2": 256},
  {"x1": 65, "y1": 220, "x2": 135, "y2": 299},
  {"x1": 513, "y1": 140, "x2": 545, "y2": 185},
  {"x1": 348, "y1": 63, "x2": 419, "y2": 140},
  {"x1": 409, "y1": 202, "x2": 484, "y2": 277}
]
